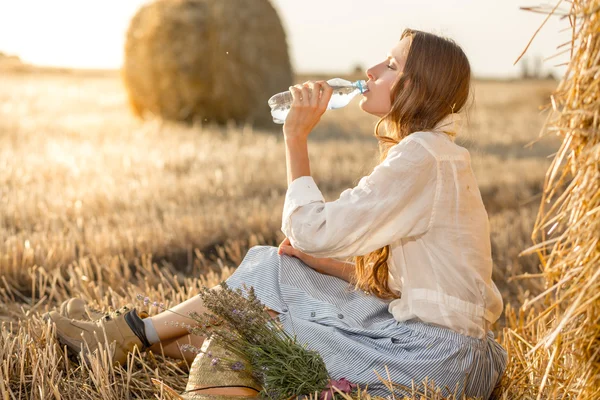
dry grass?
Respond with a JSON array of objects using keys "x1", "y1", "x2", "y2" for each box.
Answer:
[
  {"x1": 497, "y1": 1, "x2": 600, "y2": 398},
  {"x1": 0, "y1": 68, "x2": 559, "y2": 398}
]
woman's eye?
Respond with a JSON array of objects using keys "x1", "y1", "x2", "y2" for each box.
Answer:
[{"x1": 386, "y1": 64, "x2": 394, "y2": 70}]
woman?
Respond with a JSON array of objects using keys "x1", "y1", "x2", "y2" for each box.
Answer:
[{"x1": 44, "y1": 28, "x2": 507, "y2": 399}]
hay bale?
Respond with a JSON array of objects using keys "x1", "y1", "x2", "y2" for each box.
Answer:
[
  {"x1": 500, "y1": 1, "x2": 600, "y2": 399},
  {"x1": 122, "y1": 0, "x2": 293, "y2": 129}
]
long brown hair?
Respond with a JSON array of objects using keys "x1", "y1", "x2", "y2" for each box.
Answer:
[{"x1": 351, "y1": 28, "x2": 473, "y2": 300}]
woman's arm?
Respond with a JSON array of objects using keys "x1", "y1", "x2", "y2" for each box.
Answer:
[
  {"x1": 318, "y1": 258, "x2": 356, "y2": 283},
  {"x1": 281, "y1": 138, "x2": 437, "y2": 259},
  {"x1": 283, "y1": 80, "x2": 334, "y2": 185},
  {"x1": 284, "y1": 137, "x2": 311, "y2": 186},
  {"x1": 279, "y1": 237, "x2": 356, "y2": 283}
]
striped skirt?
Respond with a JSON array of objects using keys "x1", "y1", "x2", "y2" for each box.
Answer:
[{"x1": 224, "y1": 245, "x2": 507, "y2": 399}]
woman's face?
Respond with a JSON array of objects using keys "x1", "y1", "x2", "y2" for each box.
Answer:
[{"x1": 360, "y1": 36, "x2": 411, "y2": 117}]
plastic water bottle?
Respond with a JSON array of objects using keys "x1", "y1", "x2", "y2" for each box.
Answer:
[{"x1": 268, "y1": 78, "x2": 368, "y2": 124}]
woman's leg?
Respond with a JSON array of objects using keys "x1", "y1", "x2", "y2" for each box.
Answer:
[
  {"x1": 147, "y1": 284, "x2": 280, "y2": 362},
  {"x1": 148, "y1": 332, "x2": 208, "y2": 364},
  {"x1": 149, "y1": 284, "x2": 224, "y2": 341}
]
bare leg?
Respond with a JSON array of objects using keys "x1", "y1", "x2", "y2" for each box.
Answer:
[
  {"x1": 147, "y1": 284, "x2": 280, "y2": 362},
  {"x1": 149, "y1": 284, "x2": 224, "y2": 341},
  {"x1": 148, "y1": 332, "x2": 208, "y2": 364}
]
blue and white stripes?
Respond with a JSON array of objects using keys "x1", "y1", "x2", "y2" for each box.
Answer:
[{"x1": 224, "y1": 246, "x2": 507, "y2": 399}]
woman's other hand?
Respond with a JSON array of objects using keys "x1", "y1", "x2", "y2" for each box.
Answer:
[
  {"x1": 283, "y1": 80, "x2": 333, "y2": 141},
  {"x1": 277, "y1": 237, "x2": 331, "y2": 274},
  {"x1": 277, "y1": 237, "x2": 356, "y2": 283}
]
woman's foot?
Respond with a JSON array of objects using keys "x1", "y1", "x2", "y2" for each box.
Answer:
[{"x1": 43, "y1": 307, "x2": 151, "y2": 367}]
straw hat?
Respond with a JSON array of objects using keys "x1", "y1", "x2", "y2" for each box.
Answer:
[{"x1": 152, "y1": 337, "x2": 261, "y2": 400}]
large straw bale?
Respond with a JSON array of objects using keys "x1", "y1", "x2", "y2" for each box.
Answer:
[
  {"x1": 122, "y1": 0, "x2": 293, "y2": 129},
  {"x1": 496, "y1": 1, "x2": 600, "y2": 398}
]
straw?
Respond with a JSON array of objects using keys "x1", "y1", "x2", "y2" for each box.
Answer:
[
  {"x1": 122, "y1": 0, "x2": 293, "y2": 130},
  {"x1": 499, "y1": 1, "x2": 600, "y2": 399}
]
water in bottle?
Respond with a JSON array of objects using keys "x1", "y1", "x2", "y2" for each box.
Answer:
[{"x1": 268, "y1": 78, "x2": 368, "y2": 124}]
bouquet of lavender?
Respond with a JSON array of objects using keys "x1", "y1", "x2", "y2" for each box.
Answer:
[{"x1": 158, "y1": 281, "x2": 356, "y2": 400}]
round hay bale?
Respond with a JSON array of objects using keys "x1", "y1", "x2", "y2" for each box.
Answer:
[{"x1": 122, "y1": 0, "x2": 293, "y2": 129}]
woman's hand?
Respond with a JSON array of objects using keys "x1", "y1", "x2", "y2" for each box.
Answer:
[
  {"x1": 283, "y1": 80, "x2": 334, "y2": 141},
  {"x1": 277, "y1": 237, "x2": 331, "y2": 274},
  {"x1": 277, "y1": 237, "x2": 356, "y2": 283}
]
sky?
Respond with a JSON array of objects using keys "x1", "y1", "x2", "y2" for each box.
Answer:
[{"x1": 0, "y1": 0, "x2": 572, "y2": 79}]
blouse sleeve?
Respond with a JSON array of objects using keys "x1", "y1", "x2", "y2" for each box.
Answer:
[{"x1": 281, "y1": 137, "x2": 438, "y2": 259}]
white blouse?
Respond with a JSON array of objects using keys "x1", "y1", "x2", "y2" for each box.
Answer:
[{"x1": 281, "y1": 119, "x2": 503, "y2": 340}]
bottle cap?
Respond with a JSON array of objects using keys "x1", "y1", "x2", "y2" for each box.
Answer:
[{"x1": 355, "y1": 80, "x2": 368, "y2": 94}]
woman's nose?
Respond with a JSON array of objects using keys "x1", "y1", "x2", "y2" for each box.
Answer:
[{"x1": 366, "y1": 69, "x2": 375, "y2": 81}]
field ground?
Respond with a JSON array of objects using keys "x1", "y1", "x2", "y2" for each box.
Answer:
[{"x1": 0, "y1": 69, "x2": 559, "y2": 397}]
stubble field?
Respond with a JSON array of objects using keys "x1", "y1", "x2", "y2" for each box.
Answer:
[{"x1": 0, "y1": 69, "x2": 559, "y2": 398}]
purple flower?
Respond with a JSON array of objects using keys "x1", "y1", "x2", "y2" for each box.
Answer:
[
  {"x1": 211, "y1": 358, "x2": 220, "y2": 366},
  {"x1": 230, "y1": 361, "x2": 245, "y2": 371},
  {"x1": 207, "y1": 351, "x2": 212, "y2": 357},
  {"x1": 319, "y1": 378, "x2": 357, "y2": 400}
]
